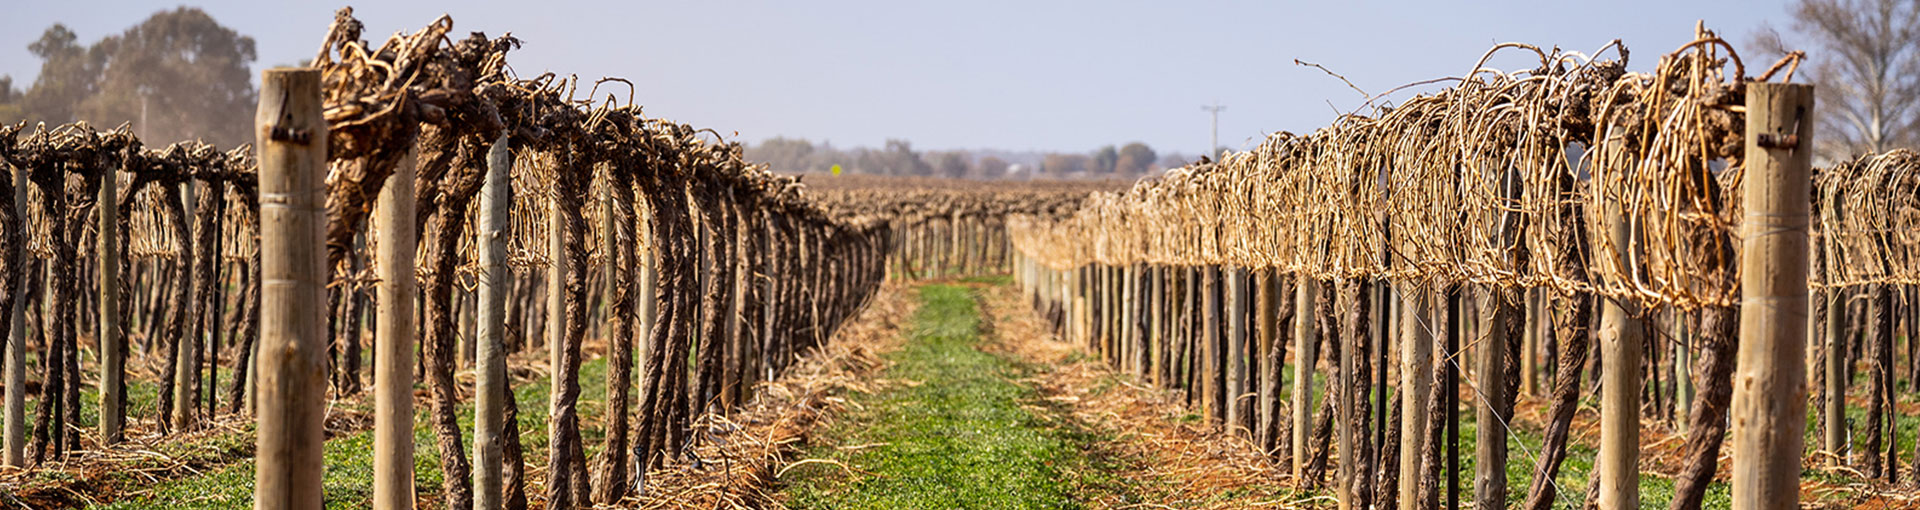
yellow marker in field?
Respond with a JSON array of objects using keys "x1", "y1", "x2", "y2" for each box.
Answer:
[{"x1": 831, "y1": 164, "x2": 842, "y2": 176}]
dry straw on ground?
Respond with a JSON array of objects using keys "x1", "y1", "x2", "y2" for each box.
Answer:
[
  {"x1": 978, "y1": 281, "x2": 1308, "y2": 509},
  {"x1": 625, "y1": 282, "x2": 914, "y2": 510}
]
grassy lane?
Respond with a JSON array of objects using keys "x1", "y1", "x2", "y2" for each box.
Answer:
[{"x1": 783, "y1": 283, "x2": 1141, "y2": 509}]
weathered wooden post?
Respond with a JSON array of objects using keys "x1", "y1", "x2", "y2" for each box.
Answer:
[
  {"x1": 98, "y1": 166, "x2": 124, "y2": 444},
  {"x1": 1521, "y1": 289, "x2": 1539, "y2": 396},
  {"x1": 1291, "y1": 275, "x2": 1317, "y2": 479},
  {"x1": 1105, "y1": 265, "x2": 1117, "y2": 359},
  {"x1": 1202, "y1": 266, "x2": 1224, "y2": 422},
  {"x1": 1598, "y1": 191, "x2": 1641, "y2": 510},
  {"x1": 1255, "y1": 268, "x2": 1279, "y2": 451},
  {"x1": 949, "y1": 212, "x2": 961, "y2": 277},
  {"x1": 1179, "y1": 267, "x2": 1197, "y2": 396},
  {"x1": 1226, "y1": 266, "x2": 1249, "y2": 435},
  {"x1": 1729, "y1": 81, "x2": 1813, "y2": 510},
  {"x1": 372, "y1": 140, "x2": 417, "y2": 510},
  {"x1": 474, "y1": 135, "x2": 511, "y2": 510},
  {"x1": 1822, "y1": 287, "x2": 1845, "y2": 460},
  {"x1": 1474, "y1": 287, "x2": 1509, "y2": 510},
  {"x1": 1398, "y1": 280, "x2": 1431, "y2": 510},
  {"x1": 253, "y1": 67, "x2": 327, "y2": 510},
  {"x1": 1150, "y1": 265, "x2": 1167, "y2": 387},
  {"x1": 4, "y1": 165, "x2": 24, "y2": 466},
  {"x1": 1121, "y1": 262, "x2": 1136, "y2": 373},
  {"x1": 1069, "y1": 266, "x2": 1083, "y2": 346}
]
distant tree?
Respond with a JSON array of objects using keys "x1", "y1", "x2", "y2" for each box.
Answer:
[
  {"x1": 1116, "y1": 142, "x2": 1157, "y2": 176},
  {"x1": 747, "y1": 137, "x2": 817, "y2": 172},
  {"x1": 929, "y1": 151, "x2": 969, "y2": 179},
  {"x1": 1156, "y1": 152, "x2": 1191, "y2": 170},
  {"x1": 1042, "y1": 153, "x2": 1089, "y2": 178},
  {"x1": 804, "y1": 140, "x2": 856, "y2": 175},
  {"x1": 1090, "y1": 145, "x2": 1118, "y2": 174},
  {"x1": 861, "y1": 139, "x2": 930, "y2": 176},
  {"x1": 1756, "y1": 0, "x2": 1920, "y2": 159},
  {"x1": 0, "y1": 77, "x2": 21, "y2": 122},
  {"x1": 6, "y1": 8, "x2": 257, "y2": 146},
  {"x1": 12, "y1": 24, "x2": 103, "y2": 126},
  {"x1": 81, "y1": 7, "x2": 257, "y2": 146},
  {"x1": 973, "y1": 156, "x2": 1010, "y2": 179}
]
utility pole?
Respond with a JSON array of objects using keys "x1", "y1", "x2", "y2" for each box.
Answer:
[{"x1": 1202, "y1": 102, "x2": 1225, "y2": 160}]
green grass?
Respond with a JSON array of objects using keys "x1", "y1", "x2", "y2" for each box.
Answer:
[
  {"x1": 94, "y1": 353, "x2": 618, "y2": 509},
  {"x1": 958, "y1": 274, "x2": 1013, "y2": 285},
  {"x1": 783, "y1": 283, "x2": 1142, "y2": 509}
]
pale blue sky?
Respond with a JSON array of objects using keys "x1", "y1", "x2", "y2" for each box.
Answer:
[{"x1": 5, "y1": 1, "x2": 1795, "y2": 155}]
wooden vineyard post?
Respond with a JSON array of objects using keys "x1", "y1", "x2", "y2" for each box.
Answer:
[
  {"x1": 1034, "y1": 259, "x2": 1044, "y2": 308},
  {"x1": 1474, "y1": 287, "x2": 1509, "y2": 510},
  {"x1": 253, "y1": 67, "x2": 327, "y2": 510},
  {"x1": 1113, "y1": 264, "x2": 1121, "y2": 360},
  {"x1": 1121, "y1": 264, "x2": 1136, "y2": 375},
  {"x1": 1398, "y1": 280, "x2": 1431, "y2": 510},
  {"x1": 1070, "y1": 267, "x2": 1084, "y2": 347},
  {"x1": 1522, "y1": 289, "x2": 1539, "y2": 396},
  {"x1": 1107, "y1": 265, "x2": 1118, "y2": 362},
  {"x1": 1088, "y1": 266, "x2": 1100, "y2": 351},
  {"x1": 1120, "y1": 265, "x2": 1131, "y2": 368},
  {"x1": 1255, "y1": 268, "x2": 1279, "y2": 452},
  {"x1": 1161, "y1": 266, "x2": 1178, "y2": 385},
  {"x1": 1047, "y1": 262, "x2": 1057, "y2": 318},
  {"x1": 1066, "y1": 265, "x2": 1078, "y2": 345},
  {"x1": 1226, "y1": 267, "x2": 1249, "y2": 435},
  {"x1": 1087, "y1": 265, "x2": 1097, "y2": 352},
  {"x1": 98, "y1": 164, "x2": 124, "y2": 444},
  {"x1": 5, "y1": 164, "x2": 24, "y2": 466},
  {"x1": 949, "y1": 213, "x2": 961, "y2": 277},
  {"x1": 1730, "y1": 82, "x2": 1813, "y2": 510},
  {"x1": 1598, "y1": 191, "x2": 1641, "y2": 510},
  {"x1": 1291, "y1": 275, "x2": 1317, "y2": 480},
  {"x1": 1473, "y1": 158, "x2": 1526, "y2": 510},
  {"x1": 372, "y1": 139, "x2": 418, "y2": 510},
  {"x1": 900, "y1": 224, "x2": 914, "y2": 279},
  {"x1": 474, "y1": 135, "x2": 511, "y2": 510},
  {"x1": 1111, "y1": 265, "x2": 1122, "y2": 362},
  {"x1": 1202, "y1": 266, "x2": 1223, "y2": 423},
  {"x1": 1015, "y1": 253, "x2": 1025, "y2": 293},
  {"x1": 1098, "y1": 266, "x2": 1109, "y2": 360},
  {"x1": 1150, "y1": 265, "x2": 1166, "y2": 387},
  {"x1": 1176, "y1": 267, "x2": 1192, "y2": 403}
]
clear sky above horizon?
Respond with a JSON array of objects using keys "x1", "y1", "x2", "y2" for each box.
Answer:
[{"x1": 5, "y1": 1, "x2": 1796, "y2": 155}]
